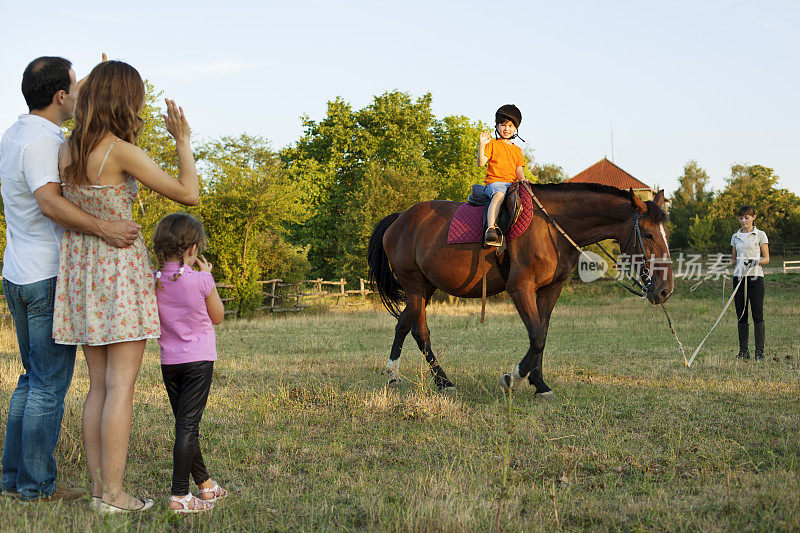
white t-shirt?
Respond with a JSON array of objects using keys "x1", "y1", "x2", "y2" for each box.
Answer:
[
  {"x1": 0, "y1": 114, "x2": 65, "y2": 285},
  {"x1": 730, "y1": 226, "x2": 768, "y2": 278}
]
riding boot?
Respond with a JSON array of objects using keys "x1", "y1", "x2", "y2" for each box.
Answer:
[
  {"x1": 736, "y1": 323, "x2": 750, "y2": 359},
  {"x1": 754, "y1": 322, "x2": 765, "y2": 361}
]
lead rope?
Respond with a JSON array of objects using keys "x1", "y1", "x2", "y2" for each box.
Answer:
[
  {"x1": 661, "y1": 304, "x2": 688, "y2": 366},
  {"x1": 685, "y1": 275, "x2": 746, "y2": 367}
]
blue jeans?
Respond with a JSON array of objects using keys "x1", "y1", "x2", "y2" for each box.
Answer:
[
  {"x1": 1, "y1": 277, "x2": 76, "y2": 500},
  {"x1": 484, "y1": 181, "x2": 512, "y2": 197}
]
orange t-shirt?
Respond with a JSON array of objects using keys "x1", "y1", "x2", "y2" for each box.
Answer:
[{"x1": 484, "y1": 139, "x2": 524, "y2": 184}]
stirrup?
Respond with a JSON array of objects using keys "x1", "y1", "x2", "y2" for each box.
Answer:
[
  {"x1": 484, "y1": 226, "x2": 503, "y2": 247},
  {"x1": 169, "y1": 492, "x2": 213, "y2": 514},
  {"x1": 199, "y1": 480, "x2": 228, "y2": 503}
]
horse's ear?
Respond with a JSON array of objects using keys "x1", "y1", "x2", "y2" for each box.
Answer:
[
  {"x1": 629, "y1": 188, "x2": 647, "y2": 215},
  {"x1": 653, "y1": 190, "x2": 666, "y2": 207}
]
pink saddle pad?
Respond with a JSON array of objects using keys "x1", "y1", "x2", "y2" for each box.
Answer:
[{"x1": 447, "y1": 184, "x2": 534, "y2": 244}]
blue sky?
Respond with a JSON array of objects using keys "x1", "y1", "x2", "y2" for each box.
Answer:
[{"x1": 2, "y1": 0, "x2": 798, "y2": 196}]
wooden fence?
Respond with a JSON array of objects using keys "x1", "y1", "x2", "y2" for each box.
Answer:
[
  {"x1": 0, "y1": 277, "x2": 375, "y2": 319},
  {"x1": 216, "y1": 278, "x2": 374, "y2": 315},
  {"x1": 784, "y1": 261, "x2": 800, "y2": 274}
]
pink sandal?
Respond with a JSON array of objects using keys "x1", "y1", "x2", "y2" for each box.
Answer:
[
  {"x1": 199, "y1": 480, "x2": 228, "y2": 503},
  {"x1": 169, "y1": 493, "x2": 213, "y2": 514}
]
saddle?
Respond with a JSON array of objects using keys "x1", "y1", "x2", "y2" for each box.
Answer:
[{"x1": 467, "y1": 181, "x2": 526, "y2": 248}]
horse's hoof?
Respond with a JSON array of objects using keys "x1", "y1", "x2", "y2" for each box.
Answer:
[
  {"x1": 387, "y1": 378, "x2": 402, "y2": 387},
  {"x1": 534, "y1": 390, "x2": 556, "y2": 400},
  {"x1": 435, "y1": 378, "x2": 455, "y2": 391},
  {"x1": 383, "y1": 360, "x2": 401, "y2": 383},
  {"x1": 439, "y1": 386, "x2": 457, "y2": 395},
  {"x1": 499, "y1": 374, "x2": 513, "y2": 391}
]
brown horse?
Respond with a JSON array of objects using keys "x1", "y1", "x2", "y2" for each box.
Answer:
[{"x1": 367, "y1": 182, "x2": 673, "y2": 396}]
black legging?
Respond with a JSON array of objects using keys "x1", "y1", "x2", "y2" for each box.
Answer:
[
  {"x1": 161, "y1": 361, "x2": 214, "y2": 496},
  {"x1": 733, "y1": 276, "x2": 764, "y2": 324}
]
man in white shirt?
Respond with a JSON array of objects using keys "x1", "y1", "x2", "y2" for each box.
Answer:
[{"x1": 0, "y1": 56, "x2": 140, "y2": 502}]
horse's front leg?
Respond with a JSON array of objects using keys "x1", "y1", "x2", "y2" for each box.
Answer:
[
  {"x1": 524, "y1": 281, "x2": 566, "y2": 396},
  {"x1": 502, "y1": 285, "x2": 553, "y2": 398}
]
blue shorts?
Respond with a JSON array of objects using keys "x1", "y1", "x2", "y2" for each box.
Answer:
[{"x1": 484, "y1": 181, "x2": 513, "y2": 197}]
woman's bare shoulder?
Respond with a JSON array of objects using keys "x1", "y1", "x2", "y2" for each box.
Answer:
[{"x1": 109, "y1": 138, "x2": 147, "y2": 161}]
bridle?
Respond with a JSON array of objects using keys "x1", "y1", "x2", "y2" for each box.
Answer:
[{"x1": 596, "y1": 210, "x2": 659, "y2": 298}]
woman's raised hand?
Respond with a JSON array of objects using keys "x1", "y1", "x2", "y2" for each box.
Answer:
[
  {"x1": 163, "y1": 99, "x2": 190, "y2": 144},
  {"x1": 479, "y1": 130, "x2": 492, "y2": 146}
]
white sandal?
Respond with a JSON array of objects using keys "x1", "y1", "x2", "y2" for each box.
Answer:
[
  {"x1": 169, "y1": 492, "x2": 213, "y2": 514},
  {"x1": 199, "y1": 480, "x2": 228, "y2": 503}
]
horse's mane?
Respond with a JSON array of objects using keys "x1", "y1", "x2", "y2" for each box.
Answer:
[{"x1": 530, "y1": 182, "x2": 668, "y2": 224}]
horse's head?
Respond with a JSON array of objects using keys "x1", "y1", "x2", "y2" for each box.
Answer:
[{"x1": 618, "y1": 189, "x2": 673, "y2": 304}]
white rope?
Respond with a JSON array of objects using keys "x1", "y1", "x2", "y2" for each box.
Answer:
[{"x1": 685, "y1": 275, "x2": 746, "y2": 367}]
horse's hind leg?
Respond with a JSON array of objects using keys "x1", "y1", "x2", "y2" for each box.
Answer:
[
  {"x1": 407, "y1": 289, "x2": 454, "y2": 390},
  {"x1": 383, "y1": 308, "x2": 412, "y2": 384}
]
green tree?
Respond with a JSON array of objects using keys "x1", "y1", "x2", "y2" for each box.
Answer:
[
  {"x1": 426, "y1": 115, "x2": 487, "y2": 201},
  {"x1": 688, "y1": 214, "x2": 714, "y2": 251},
  {"x1": 710, "y1": 164, "x2": 800, "y2": 244},
  {"x1": 197, "y1": 134, "x2": 309, "y2": 313},
  {"x1": 667, "y1": 160, "x2": 714, "y2": 249},
  {"x1": 530, "y1": 161, "x2": 568, "y2": 184},
  {"x1": 284, "y1": 91, "x2": 439, "y2": 279}
]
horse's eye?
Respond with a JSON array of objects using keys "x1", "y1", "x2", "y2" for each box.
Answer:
[{"x1": 642, "y1": 233, "x2": 653, "y2": 240}]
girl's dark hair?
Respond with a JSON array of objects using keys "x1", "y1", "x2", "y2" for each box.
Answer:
[
  {"x1": 153, "y1": 213, "x2": 207, "y2": 289},
  {"x1": 22, "y1": 56, "x2": 73, "y2": 111},
  {"x1": 738, "y1": 205, "x2": 756, "y2": 218}
]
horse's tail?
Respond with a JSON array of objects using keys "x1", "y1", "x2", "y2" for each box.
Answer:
[{"x1": 367, "y1": 213, "x2": 404, "y2": 318}]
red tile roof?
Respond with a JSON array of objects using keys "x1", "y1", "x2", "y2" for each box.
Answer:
[{"x1": 567, "y1": 158, "x2": 651, "y2": 190}]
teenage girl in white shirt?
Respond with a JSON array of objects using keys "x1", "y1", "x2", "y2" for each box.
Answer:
[{"x1": 729, "y1": 205, "x2": 770, "y2": 360}]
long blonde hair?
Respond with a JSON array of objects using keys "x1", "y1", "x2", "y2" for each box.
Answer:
[{"x1": 62, "y1": 61, "x2": 145, "y2": 185}]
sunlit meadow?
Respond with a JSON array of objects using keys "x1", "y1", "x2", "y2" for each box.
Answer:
[{"x1": 1, "y1": 275, "x2": 798, "y2": 531}]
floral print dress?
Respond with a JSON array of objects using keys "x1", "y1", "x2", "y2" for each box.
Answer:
[{"x1": 53, "y1": 139, "x2": 160, "y2": 345}]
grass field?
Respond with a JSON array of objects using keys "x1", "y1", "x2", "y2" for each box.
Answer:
[{"x1": 1, "y1": 275, "x2": 799, "y2": 531}]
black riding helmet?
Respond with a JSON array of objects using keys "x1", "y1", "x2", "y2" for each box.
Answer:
[{"x1": 494, "y1": 104, "x2": 524, "y2": 141}]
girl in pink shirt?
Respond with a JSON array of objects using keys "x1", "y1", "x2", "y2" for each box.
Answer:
[{"x1": 153, "y1": 213, "x2": 227, "y2": 513}]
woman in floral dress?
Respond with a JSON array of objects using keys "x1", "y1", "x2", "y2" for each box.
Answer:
[{"x1": 54, "y1": 61, "x2": 199, "y2": 513}]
